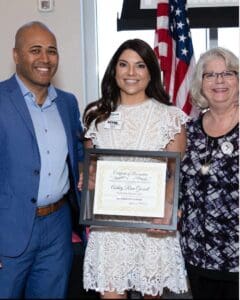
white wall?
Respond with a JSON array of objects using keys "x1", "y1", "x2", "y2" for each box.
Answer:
[{"x1": 0, "y1": 0, "x2": 91, "y2": 113}]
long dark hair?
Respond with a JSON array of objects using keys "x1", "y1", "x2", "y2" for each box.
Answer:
[{"x1": 83, "y1": 38, "x2": 170, "y2": 130}]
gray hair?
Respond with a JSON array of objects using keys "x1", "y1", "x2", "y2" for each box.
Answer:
[{"x1": 190, "y1": 47, "x2": 239, "y2": 109}]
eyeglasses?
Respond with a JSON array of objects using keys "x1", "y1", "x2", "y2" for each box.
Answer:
[{"x1": 202, "y1": 70, "x2": 238, "y2": 81}]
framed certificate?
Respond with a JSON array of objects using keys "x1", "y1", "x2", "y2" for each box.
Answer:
[{"x1": 79, "y1": 148, "x2": 181, "y2": 230}]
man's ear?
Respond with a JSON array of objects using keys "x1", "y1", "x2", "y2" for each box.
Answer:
[{"x1": 13, "y1": 48, "x2": 19, "y2": 64}]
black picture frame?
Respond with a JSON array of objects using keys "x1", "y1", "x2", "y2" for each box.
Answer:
[{"x1": 79, "y1": 148, "x2": 181, "y2": 230}]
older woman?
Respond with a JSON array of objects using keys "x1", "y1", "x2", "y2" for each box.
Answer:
[{"x1": 179, "y1": 47, "x2": 239, "y2": 299}]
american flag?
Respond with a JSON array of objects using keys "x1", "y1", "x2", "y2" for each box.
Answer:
[{"x1": 154, "y1": 0, "x2": 197, "y2": 115}]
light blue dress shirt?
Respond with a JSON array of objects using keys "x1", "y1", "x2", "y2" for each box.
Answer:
[{"x1": 15, "y1": 75, "x2": 70, "y2": 206}]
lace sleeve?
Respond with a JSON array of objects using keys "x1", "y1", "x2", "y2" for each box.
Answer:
[
  {"x1": 166, "y1": 106, "x2": 190, "y2": 142},
  {"x1": 85, "y1": 121, "x2": 98, "y2": 146}
]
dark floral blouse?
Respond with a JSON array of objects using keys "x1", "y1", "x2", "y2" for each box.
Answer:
[{"x1": 179, "y1": 114, "x2": 239, "y2": 272}]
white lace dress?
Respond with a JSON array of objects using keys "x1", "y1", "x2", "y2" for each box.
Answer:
[{"x1": 83, "y1": 99, "x2": 189, "y2": 296}]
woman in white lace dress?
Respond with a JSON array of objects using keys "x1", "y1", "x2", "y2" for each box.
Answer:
[{"x1": 80, "y1": 39, "x2": 189, "y2": 299}]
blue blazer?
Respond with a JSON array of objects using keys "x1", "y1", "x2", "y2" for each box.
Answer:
[{"x1": 0, "y1": 75, "x2": 84, "y2": 257}]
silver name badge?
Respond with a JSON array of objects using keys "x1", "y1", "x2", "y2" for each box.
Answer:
[{"x1": 104, "y1": 112, "x2": 122, "y2": 129}]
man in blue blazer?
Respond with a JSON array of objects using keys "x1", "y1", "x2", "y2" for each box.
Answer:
[{"x1": 0, "y1": 21, "x2": 84, "y2": 298}]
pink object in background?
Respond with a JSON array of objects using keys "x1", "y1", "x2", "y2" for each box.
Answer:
[{"x1": 72, "y1": 231, "x2": 82, "y2": 243}]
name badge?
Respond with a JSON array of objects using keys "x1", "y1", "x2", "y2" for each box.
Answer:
[{"x1": 104, "y1": 112, "x2": 122, "y2": 129}]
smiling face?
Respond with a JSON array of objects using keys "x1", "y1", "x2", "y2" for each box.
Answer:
[
  {"x1": 202, "y1": 57, "x2": 239, "y2": 110},
  {"x1": 115, "y1": 49, "x2": 151, "y2": 104},
  {"x1": 13, "y1": 24, "x2": 59, "y2": 93}
]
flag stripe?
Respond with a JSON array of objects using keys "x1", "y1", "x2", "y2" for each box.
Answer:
[
  {"x1": 172, "y1": 60, "x2": 188, "y2": 104},
  {"x1": 154, "y1": 0, "x2": 197, "y2": 116}
]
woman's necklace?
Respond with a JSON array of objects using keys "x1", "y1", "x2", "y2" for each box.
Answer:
[
  {"x1": 200, "y1": 132, "x2": 235, "y2": 176},
  {"x1": 200, "y1": 137, "x2": 215, "y2": 175},
  {"x1": 200, "y1": 109, "x2": 238, "y2": 176}
]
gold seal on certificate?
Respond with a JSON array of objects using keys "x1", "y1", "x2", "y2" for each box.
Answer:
[{"x1": 80, "y1": 149, "x2": 181, "y2": 230}]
